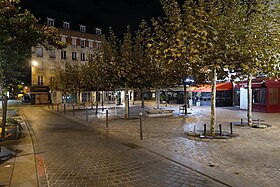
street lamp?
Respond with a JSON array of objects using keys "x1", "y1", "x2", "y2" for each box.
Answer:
[{"x1": 183, "y1": 76, "x2": 195, "y2": 115}]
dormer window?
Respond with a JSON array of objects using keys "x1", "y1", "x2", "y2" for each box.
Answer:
[
  {"x1": 80, "y1": 25, "x2": 86, "y2": 32},
  {"x1": 63, "y1": 21, "x2": 70, "y2": 29},
  {"x1": 95, "y1": 28, "x2": 101, "y2": 35},
  {"x1": 47, "y1": 18, "x2": 55, "y2": 27}
]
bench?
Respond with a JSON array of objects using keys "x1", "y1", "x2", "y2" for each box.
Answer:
[{"x1": 145, "y1": 109, "x2": 174, "y2": 117}]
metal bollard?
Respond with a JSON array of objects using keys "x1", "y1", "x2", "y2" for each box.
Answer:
[
  {"x1": 139, "y1": 112, "x2": 143, "y2": 140},
  {"x1": 106, "y1": 109, "x2": 109, "y2": 128},
  {"x1": 219, "y1": 124, "x2": 222, "y2": 136},
  {"x1": 193, "y1": 125, "x2": 196, "y2": 133},
  {"x1": 204, "y1": 124, "x2": 207, "y2": 136},
  {"x1": 63, "y1": 103, "x2": 66, "y2": 114},
  {"x1": 230, "y1": 122, "x2": 233, "y2": 134},
  {"x1": 57, "y1": 103, "x2": 59, "y2": 112},
  {"x1": 86, "y1": 107, "x2": 88, "y2": 122},
  {"x1": 241, "y1": 118, "x2": 243, "y2": 125},
  {"x1": 258, "y1": 119, "x2": 260, "y2": 127},
  {"x1": 72, "y1": 105, "x2": 75, "y2": 117},
  {"x1": 16, "y1": 124, "x2": 19, "y2": 139},
  {"x1": 51, "y1": 103, "x2": 54, "y2": 110}
]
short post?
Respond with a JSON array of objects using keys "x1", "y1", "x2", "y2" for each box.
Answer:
[
  {"x1": 16, "y1": 124, "x2": 19, "y2": 139},
  {"x1": 63, "y1": 103, "x2": 66, "y2": 114},
  {"x1": 72, "y1": 105, "x2": 75, "y2": 117},
  {"x1": 230, "y1": 122, "x2": 233, "y2": 134},
  {"x1": 241, "y1": 118, "x2": 243, "y2": 125},
  {"x1": 193, "y1": 125, "x2": 196, "y2": 133},
  {"x1": 57, "y1": 103, "x2": 59, "y2": 112},
  {"x1": 258, "y1": 119, "x2": 260, "y2": 127},
  {"x1": 86, "y1": 107, "x2": 88, "y2": 122},
  {"x1": 204, "y1": 124, "x2": 207, "y2": 136},
  {"x1": 51, "y1": 103, "x2": 54, "y2": 110},
  {"x1": 139, "y1": 112, "x2": 143, "y2": 140},
  {"x1": 219, "y1": 124, "x2": 222, "y2": 136},
  {"x1": 106, "y1": 109, "x2": 109, "y2": 128}
]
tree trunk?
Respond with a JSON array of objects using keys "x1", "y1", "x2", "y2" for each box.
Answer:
[
  {"x1": 95, "y1": 87, "x2": 99, "y2": 115},
  {"x1": 247, "y1": 74, "x2": 253, "y2": 126},
  {"x1": 1, "y1": 95, "x2": 8, "y2": 139},
  {"x1": 141, "y1": 90, "x2": 145, "y2": 108},
  {"x1": 124, "y1": 84, "x2": 129, "y2": 119},
  {"x1": 210, "y1": 67, "x2": 217, "y2": 136},
  {"x1": 156, "y1": 88, "x2": 160, "y2": 109}
]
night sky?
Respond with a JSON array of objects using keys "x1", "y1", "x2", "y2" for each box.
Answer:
[{"x1": 20, "y1": 0, "x2": 165, "y2": 36}]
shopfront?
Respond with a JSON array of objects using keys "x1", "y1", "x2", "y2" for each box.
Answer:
[
  {"x1": 234, "y1": 78, "x2": 280, "y2": 113},
  {"x1": 30, "y1": 86, "x2": 51, "y2": 104}
]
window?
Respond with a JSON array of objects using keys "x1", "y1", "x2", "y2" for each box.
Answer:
[
  {"x1": 36, "y1": 47, "x2": 43, "y2": 57},
  {"x1": 88, "y1": 40, "x2": 93, "y2": 49},
  {"x1": 80, "y1": 25, "x2": 86, "y2": 32},
  {"x1": 72, "y1": 52, "x2": 77, "y2": 60},
  {"x1": 97, "y1": 42, "x2": 101, "y2": 50},
  {"x1": 49, "y1": 49, "x2": 55, "y2": 58},
  {"x1": 88, "y1": 53, "x2": 94, "y2": 61},
  {"x1": 63, "y1": 21, "x2": 70, "y2": 29},
  {"x1": 80, "y1": 39, "x2": 85, "y2": 48},
  {"x1": 269, "y1": 88, "x2": 279, "y2": 105},
  {"x1": 95, "y1": 28, "x2": 101, "y2": 35},
  {"x1": 38, "y1": 76, "x2": 43, "y2": 85},
  {"x1": 50, "y1": 76, "x2": 55, "y2": 83},
  {"x1": 253, "y1": 88, "x2": 266, "y2": 104},
  {"x1": 61, "y1": 50, "x2": 67, "y2": 59},
  {"x1": 80, "y1": 53, "x2": 85, "y2": 61},
  {"x1": 72, "y1": 38, "x2": 77, "y2": 47},
  {"x1": 61, "y1": 36, "x2": 66, "y2": 43},
  {"x1": 47, "y1": 18, "x2": 54, "y2": 26}
]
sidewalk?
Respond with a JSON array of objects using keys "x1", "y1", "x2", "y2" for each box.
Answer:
[
  {"x1": 0, "y1": 115, "x2": 37, "y2": 186},
  {"x1": 57, "y1": 101, "x2": 280, "y2": 187}
]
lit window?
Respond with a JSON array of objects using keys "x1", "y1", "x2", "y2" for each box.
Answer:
[
  {"x1": 72, "y1": 52, "x2": 77, "y2": 60},
  {"x1": 80, "y1": 25, "x2": 86, "y2": 32},
  {"x1": 63, "y1": 21, "x2": 70, "y2": 29},
  {"x1": 88, "y1": 40, "x2": 93, "y2": 49},
  {"x1": 61, "y1": 36, "x2": 66, "y2": 43},
  {"x1": 61, "y1": 51, "x2": 67, "y2": 59},
  {"x1": 80, "y1": 53, "x2": 85, "y2": 61},
  {"x1": 49, "y1": 49, "x2": 55, "y2": 58},
  {"x1": 36, "y1": 47, "x2": 43, "y2": 57},
  {"x1": 72, "y1": 38, "x2": 77, "y2": 47},
  {"x1": 47, "y1": 18, "x2": 54, "y2": 26},
  {"x1": 95, "y1": 28, "x2": 101, "y2": 35}
]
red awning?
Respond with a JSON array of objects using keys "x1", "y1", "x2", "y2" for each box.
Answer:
[{"x1": 191, "y1": 82, "x2": 233, "y2": 92}]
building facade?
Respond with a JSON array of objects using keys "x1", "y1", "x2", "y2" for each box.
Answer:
[{"x1": 30, "y1": 18, "x2": 102, "y2": 104}]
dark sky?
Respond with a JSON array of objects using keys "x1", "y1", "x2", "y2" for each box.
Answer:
[{"x1": 20, "y1": 0, "x2": 165, "y2": 36}]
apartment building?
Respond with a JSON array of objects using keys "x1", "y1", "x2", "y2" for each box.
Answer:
[{"x1": 30, "y1": 18, "x2": 102, "y2": 104}]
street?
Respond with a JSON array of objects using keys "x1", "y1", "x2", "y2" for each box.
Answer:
[{"x1": 20, "y1": 106, "x2": 225, "y2": 187}]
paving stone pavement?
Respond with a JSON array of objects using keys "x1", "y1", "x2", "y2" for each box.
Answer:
[
  {"x1": 21, "y1": 106, "x2": 226, "y2": 187},
  {"x1": 61, "y1": 102, "x2": 280, "y2": 187}
]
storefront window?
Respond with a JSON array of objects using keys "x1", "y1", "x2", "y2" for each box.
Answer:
[
  {"x1": 269, "y1": 88, "x2": 279, "y2": 105},
  {"x1": 253, "y1": 88, "x2": 266, "y2": 104}
]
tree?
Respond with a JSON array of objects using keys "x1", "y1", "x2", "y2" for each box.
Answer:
[
  {"x1": 131, "y1": 20, "x2": 156, "y2": 108},
  {"x1": 0, "y1": 0, "x2": 65, "y2": 139},
  {"x1": 225, "y1": 0, "x2": 280, "y2": 126}
]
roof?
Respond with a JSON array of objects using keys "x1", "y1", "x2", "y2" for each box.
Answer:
[{"x1": 191, "y1": 82, "x2": 233, "y2": 92}]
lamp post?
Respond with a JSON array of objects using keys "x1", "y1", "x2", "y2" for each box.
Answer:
[{"x1": 183, "y1": 76, "x2": 194, "y2": 115}]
